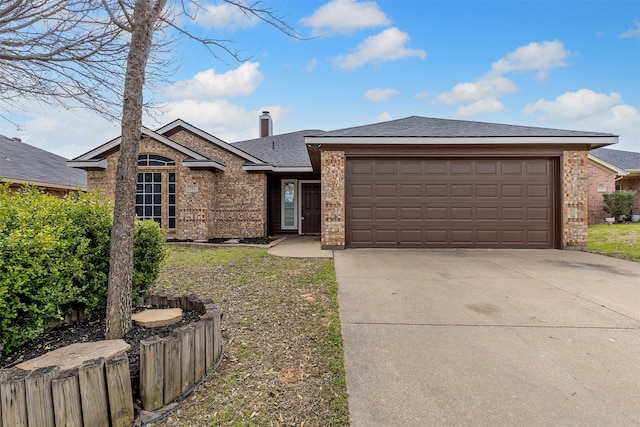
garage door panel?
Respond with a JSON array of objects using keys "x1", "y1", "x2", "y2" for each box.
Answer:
[
  {"x1": 451, "y1": 184, "x2": 473, "y2": 197},
  {"x1": 350, "y1": 184, "x2": 372, "y2": 198},
  {"x1": 375, "y1": 184, "x2": 397, "y2": 197},
  {"x1": 346, "y1": 158, "x2": 556, "y2": 248},
  {"x1": 425, "y1": 184, "x2": 447, "y2": 197}
]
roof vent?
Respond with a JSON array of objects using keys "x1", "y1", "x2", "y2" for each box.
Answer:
[{"x1": 260, "y1": 111, "x2": 272, "y2": 138}]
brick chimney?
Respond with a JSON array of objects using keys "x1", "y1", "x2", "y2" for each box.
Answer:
[{"x1": 260, "y1": 111, "x2": 272, "y2": 138}]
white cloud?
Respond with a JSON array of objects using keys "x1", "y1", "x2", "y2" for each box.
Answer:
[
  {"x1": 376, "y1": 112, "x2": 392, "y2": 122},
  {"x1": 434, "y1": 75, "x2": 517, "y2": 105},
  {"x1": 365, "y1": 88, "x2": 399, "y2": 102},
  {"x1": 192, "y1": 2, "x2": 259, "y2": 30},
  {"x1": 456, "y1": 99, "x2": 506, "y2": 116},
  {"x1": 333, "y1": 27, "x2": 426, "y2": 70},
  {"x1": 16, "y1": 107, "x2": 118, "y2": 159},
  {"x1": 619, "y1": 19, "x2": 640, "y2": 41},
  {"x1": 154, "y1": 99, "x2": 288, "y2": 142},
  {"x1": 523, "y1": 89, "x2": 640, "y2": 150},
  {"x1": 490, "y1": 40, "x2": 569, "y2": 81},
  {"x1": 304, "y1": 58, "x2": 318, "y2": 72},
  {"x1": 433, "y1": 40, "x2": 570, "y2": 117},
  {"x1": 414, "y1": 90, "x2": 430, "y2": 100},
  {"x1": 300, "y1": 0, "x2": 391, "y2": 36},
  {"x1": 165, "y1": 62, "x2": 264, "y2": 99},
  {"x1": 523, "y1": 89, "x2": 622, "y2": 119}
]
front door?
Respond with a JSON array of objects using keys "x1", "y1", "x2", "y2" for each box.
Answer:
[{"x1": 301, "y1": 183, "x2": 321, "y2": 234}]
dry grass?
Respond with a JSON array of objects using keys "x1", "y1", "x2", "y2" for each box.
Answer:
[{"x1": 153, "y1": 245, "x2": 349, "y2": 426}]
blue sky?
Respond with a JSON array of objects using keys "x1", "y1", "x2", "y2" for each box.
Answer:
[{"x1": 4, "y1": 0, "x2": 640, "y2": 158}]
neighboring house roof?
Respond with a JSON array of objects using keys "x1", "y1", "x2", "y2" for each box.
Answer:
[
  {"x1": 232, "y1": 130, "x2": 324, "y2": 172},
  {"x1": 67, "y1": 126, "x2": 226, "y2": 171},
  {"x1": 590, "y1": 148, "x2": 640, "y2": 174},
  {"x1": 0, "y1": 134, "x2": 87, "y2": 190},
  {"x1": 307, "y1": 116, "x2": 618, "y2": 147}
]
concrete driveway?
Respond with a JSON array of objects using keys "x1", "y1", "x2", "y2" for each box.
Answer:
[{"x1": 334, "y1": 249, "x2": 640, "y2": 426}]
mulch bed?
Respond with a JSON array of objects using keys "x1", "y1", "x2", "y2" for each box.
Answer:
[{"x1": 0, "y1": 307, "x2": 202, "y2": 403}]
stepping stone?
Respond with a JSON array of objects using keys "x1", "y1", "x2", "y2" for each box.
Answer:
[
  {"x1": 16, "y1": 340, "x2": 131, "y2": 371},
  {"x1": 132, "y1": 308, "x2": 183, "y2": 328}
]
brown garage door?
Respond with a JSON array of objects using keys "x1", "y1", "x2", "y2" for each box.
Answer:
[{"x1": 346, "y1": 158, "x2": 557, "y2": 248}]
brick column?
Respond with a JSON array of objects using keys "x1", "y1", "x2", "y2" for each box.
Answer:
[
  {"x1": 562, "y1": 150, "x2": 588, "y2": 249},
  {"x1": 321, "y1": 150, "x2": 345, "y2": 249}
]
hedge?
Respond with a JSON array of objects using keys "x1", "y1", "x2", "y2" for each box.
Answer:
[{"x1": 0, "y1": 185, "x2": 167, "y2": 353}]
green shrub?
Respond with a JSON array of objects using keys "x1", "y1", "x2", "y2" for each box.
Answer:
[
  {"x1": 133, "y1": 219, "x2": 167, "y2": 301},
  {"x1": 0, "y1": 185, "x2": 167, "y2": 353},
  {"x1": 603, "y1": 190, "x2": 637, "y2": 220}
]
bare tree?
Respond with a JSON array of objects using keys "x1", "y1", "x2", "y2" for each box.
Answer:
[
  {"x1": 1, "y1": 0, "x2": 296, "y2": 339},
  {"x1": 99, "y1": 0, "x2": 296, "y2": 339},
  {"x1": 0, "y1": 0, "x2": 127, "y2": 121}
]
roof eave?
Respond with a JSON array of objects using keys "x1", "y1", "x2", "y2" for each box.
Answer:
[{"x1": 66, "y1": 159, "x2": 107, "y2": 169}]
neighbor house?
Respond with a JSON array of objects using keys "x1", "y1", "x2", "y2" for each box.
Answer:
[
  {"x1": 1, "y1": 134, "x2": 87, "y2": 196},
  {"x1": 588, "y1": 147, "x2": 640, "y2": 223},
  {"x1": 68, "y1": 114, "x2": 617, "y2": 250}
]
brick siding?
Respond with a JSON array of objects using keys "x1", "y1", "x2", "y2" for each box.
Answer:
[
  {"x1": 587, "y1": 162, "x2": 616, "y2": 224},
  {"x1": 320, "y1": 150, "x2": 345, "y2": 249},
  {"x1": 619, "y1": 177, "x2": 640, "y2": 215},
  {"x1": 562, "y1": 150, "x2": 588, "y2": 249},
  {"x1": 86, "y1": 132, "x2": 266, "y2": 241}
]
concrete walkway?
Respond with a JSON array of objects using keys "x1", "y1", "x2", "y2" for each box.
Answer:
[
  {"x1": 267, "y1": 236, "x2": 333, "y2": 258},
  {"x1": 334, "y1": 249, "x2": 640, "y2": 426}
]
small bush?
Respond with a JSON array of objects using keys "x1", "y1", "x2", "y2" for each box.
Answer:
[
  {"x1": 0, "y1": 185, "x2": 167, "y2": 353},
  {"x1": 602, "y1": 190, "x2": 637, "y2": 220}
]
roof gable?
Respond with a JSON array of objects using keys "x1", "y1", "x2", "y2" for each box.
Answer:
[
  {"x1": 156, "y1": 119, "x2": 267, "y2": 165},
  {"x1": 1, "y1": 134, "x2": 87, "y2": 189}
]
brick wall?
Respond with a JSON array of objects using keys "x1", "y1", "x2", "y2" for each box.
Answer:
[
  {"x1": 587, "y1": 162, "x2": 616, "y2": 224},
  {"x1": 619, "y1": 177, "x2": 640, "y2": 215},
  {"x1": 320, "y1": 150, "x2": 345, "y2": 249},
  {"x1": 86, "y1": 132, "x2": 266, "y2": 240},
  {"x1": 562, "y1": 150, "x2": 588, "y2": 248}
]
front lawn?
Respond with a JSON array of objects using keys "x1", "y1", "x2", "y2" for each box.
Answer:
[
  {"x1": 154, "y1": 245, "x2": 349, "y2": 426},
  {"x1": 588, "y1": 223, "x2": 640, "y2": 262}
]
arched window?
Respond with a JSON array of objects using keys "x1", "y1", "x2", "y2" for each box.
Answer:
[{"x1": 138, "y1": 154, "x2": 175, "y2": 167}]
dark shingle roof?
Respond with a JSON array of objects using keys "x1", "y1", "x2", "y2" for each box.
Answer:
[
  {"x1": 313, "y1": 116, "x2": 616, "y2": 138},
  {"x1": 232, "y1": 130, "x2": 323, "y2": 168},
  {"x1": 590, "y1": 147, "x2": 640, "y2": 171},
  {"x1": 0, "y1": 134, "x2": 87, "y2": 188}
]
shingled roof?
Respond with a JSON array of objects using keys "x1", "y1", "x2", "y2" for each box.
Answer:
[
  {"x1": 313, "y1": 116, "x2": 617, "y2": 138},
  {"x1": 590, "y1": 147, "x2": 640, "y2": 172},
  {"x1": 0, "y1": 134, "x2": 87, "y2": 189},
  {"x1": 233, "y1": 129, "x2": 323, "y2": 169}
]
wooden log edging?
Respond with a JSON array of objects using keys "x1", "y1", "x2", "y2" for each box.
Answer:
[
  {"x1": 137, "y1": 291, "x2": 223, "y2": 412},
  {"x1": 0, "y1": 292, "x2": 224, "y2": 427}
]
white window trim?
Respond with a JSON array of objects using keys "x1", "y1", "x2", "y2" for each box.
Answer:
[
  {"x1": 281, "y1": 179, "x2": 298, "y2": 230},
  {"x1": 297, "y1": 180, "x2": 321, "y2": 235}
]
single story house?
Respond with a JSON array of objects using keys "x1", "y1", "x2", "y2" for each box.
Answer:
[
  {"x1": 1, "y1": 134, "x2": 87, "y2": 197},
  {"x1": 588, "y1": 148, "x2": 640, "y2": 223},
  {"x1": 68, "y1": 114, "x2": 617, "y2": 250}
]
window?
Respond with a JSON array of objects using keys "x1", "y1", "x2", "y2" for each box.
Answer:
[
  {"x1": 136, "y1": 172, "x2": 162, "y2": 226},
  {"x1": 138, "y1": 154, "x2": 175, "y2": 167},
  {"x1": 281, "y1": 180, "x2": 297, "y2": 230},
  {"x1": 168, "y1": 173, "x2": 176, "y2": 229}
]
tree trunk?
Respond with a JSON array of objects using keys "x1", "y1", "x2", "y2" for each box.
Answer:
[{"x1": 105, "y1": 0, "x2": 165, "y2": 339}]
